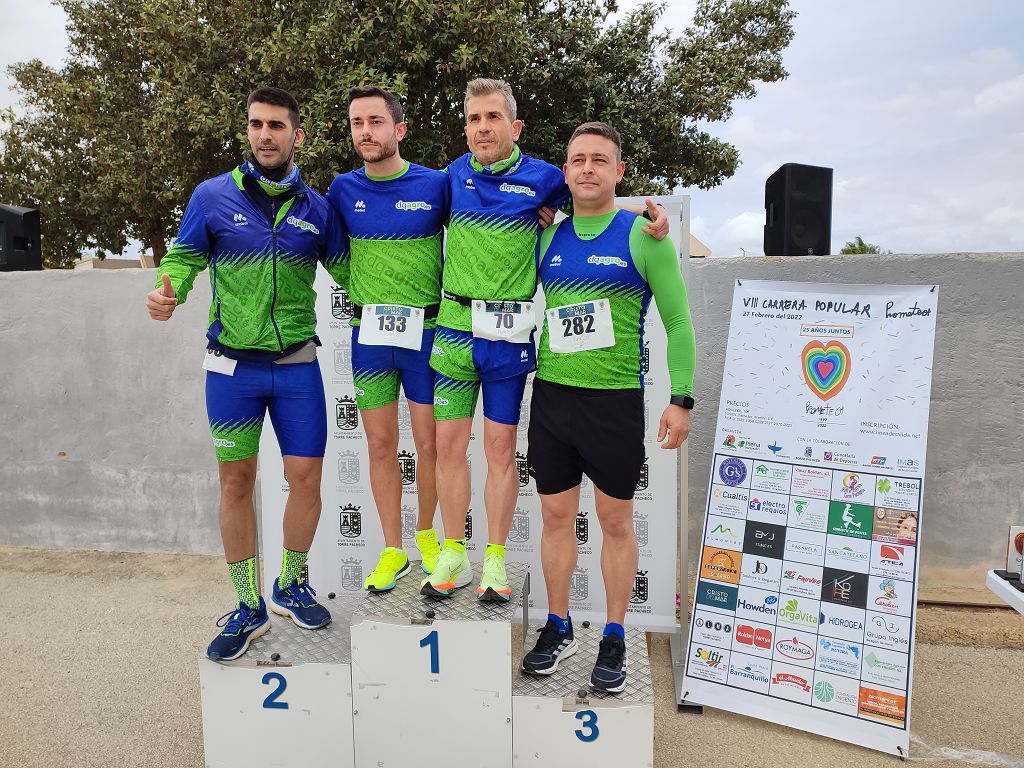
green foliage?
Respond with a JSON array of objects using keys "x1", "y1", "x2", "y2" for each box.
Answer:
[
  {"x1": 0, "y1": 0, "x2": 795, "y2": 268},
  {"x1": 840, "y1": 236, "x2": 882, "y2": 254}
]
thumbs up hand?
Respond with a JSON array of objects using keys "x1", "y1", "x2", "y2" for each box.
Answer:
[{"x1": 147, "y1": 273, "x2": 178, "y2": 321}]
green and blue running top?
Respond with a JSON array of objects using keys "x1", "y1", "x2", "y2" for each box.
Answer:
[
  {"x1": 157, "y1": 164, "x2": 350, "y2": 357},
  {"x1": 326, "y1": 161, "x2": 449, "y2": 327},
  {"x1": 439, "y1": 145, "x2": 570, "y2": 332},
  {"x1": 536, "y1": 209, "x2": 695, "y2": 395}
]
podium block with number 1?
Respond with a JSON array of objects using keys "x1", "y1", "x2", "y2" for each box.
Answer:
[{"x1": 350, "y1": 562, "x2": 529, "y2": 768}]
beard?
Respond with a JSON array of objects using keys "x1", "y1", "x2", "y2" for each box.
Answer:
[
  {"x1": 355, "y1": 135, "x2": 399, "y2": 163},
  {"x1": 472, "y1": 144, "x2": 504, "y2": 165}
]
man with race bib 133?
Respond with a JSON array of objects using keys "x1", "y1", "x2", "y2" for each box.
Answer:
[
  {"x1": 521, "y1": 122, "x2": 695, "y2": 692},
  {"x1": 147, "y1": 87, "x2": 349, "y2": 660},
  {"x1": 326, "y1": 86, "x2": 448, "y2": 592}
]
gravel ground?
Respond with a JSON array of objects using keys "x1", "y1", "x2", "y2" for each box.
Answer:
[{"x1": 1, "y1": 547, "x2": 1021, "y2": 768}]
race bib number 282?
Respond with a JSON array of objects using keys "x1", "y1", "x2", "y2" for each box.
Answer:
[{"x1": 546, "y1": 300, "x2": 615, "y2": 354}]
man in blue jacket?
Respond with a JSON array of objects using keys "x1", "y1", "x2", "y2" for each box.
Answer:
[{"x1": 146, "y1": 87, "x2": 349, "y2": 660}]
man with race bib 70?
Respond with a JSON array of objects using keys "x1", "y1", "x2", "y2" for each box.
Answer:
[
  {"x1": 424, "y1": 79, "x2": 670, "y2": 602},
  {"x1": 520, "y1": 122, "x2": 695, "y2": 692}
]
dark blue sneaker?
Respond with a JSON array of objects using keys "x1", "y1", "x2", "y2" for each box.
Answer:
[
  {"x1": 590, "y1": 633, "x2": 628, "y2": 693},
  {"x1": 522, "y1": 618, "x2": 578, "y2": 675},
  {"x1": 206, "y1": 598, "x2": 270, "y2": 661},
  {"x1": 270, "y1": 577, "x2": 332, "y2": 629}
]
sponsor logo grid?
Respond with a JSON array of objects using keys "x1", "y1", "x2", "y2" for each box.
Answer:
[{"x1": 688, "y1": 453, "x2": 921, "y2": 728}]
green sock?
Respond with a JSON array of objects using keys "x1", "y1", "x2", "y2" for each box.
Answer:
[
  {"x1": 444, "y1": 538, "x2": 466, "y2": 554},
  {"x1": 279, "y1": 547, "x2": 309, "y2": 587},
  {"x1": 485, "y1": 543, "x2": 506, "y2": 559},
  {"x1": 227, "y1": 557, "x2": 259, "y2": 609}
]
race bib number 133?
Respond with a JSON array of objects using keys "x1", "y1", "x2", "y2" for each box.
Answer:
[{"x1": 358, "y1": 304, "x2": 425, "y2": 350}]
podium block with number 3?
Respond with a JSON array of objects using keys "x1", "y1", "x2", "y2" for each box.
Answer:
[{"x1": 512, "y1": 626, "x2": 654, "y2": 767}]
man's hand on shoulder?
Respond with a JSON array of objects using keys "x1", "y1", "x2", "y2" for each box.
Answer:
[
  {"x1": 641, "y1": 198, "x2": 669, "y2": 241},
  {"x1": 538, "y1": 206, "x2": 556, "y2": 230},
  {"x1": 147, "y1": 274, "x2": 178, "y2": 321},
  {"x1": 657, "y1": 404, "x2": 691, "y2": 449}
]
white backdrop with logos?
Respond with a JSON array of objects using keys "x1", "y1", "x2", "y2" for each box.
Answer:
[
  {"x1": 259, "y1": 196, "x2": 690, "y2": 632},
  {"x1": 682, "y1": 280, "x2": 938, "y2": 755}
]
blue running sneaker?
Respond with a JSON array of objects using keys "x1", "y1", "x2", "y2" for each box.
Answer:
[
  {"x1": 590, "y1": 633, "x2": 628, "y2": 693},
  {"x1": 522, "y1": 618, "x2": 578, "y2": 675},
  {"x1": 270, "y1": 577, "x2": 332, "y2": 629},
  {"x1": 206, "y1": 598, "x2": 270, "y2": 661}
]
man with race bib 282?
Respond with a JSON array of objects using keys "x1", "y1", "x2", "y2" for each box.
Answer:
[{"x1": 520, "y1": 122, "x2": 695, "y2": 692}]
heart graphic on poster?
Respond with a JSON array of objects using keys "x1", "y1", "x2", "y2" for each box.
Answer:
[{"x1": 801, "y1": 340, "x2": 852, "y2": 401}]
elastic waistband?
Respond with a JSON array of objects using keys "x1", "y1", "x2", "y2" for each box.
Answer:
[
  {"x1": 207, "y1": 336, "x2": 320, "y2": 362},
  {"x1": 535, "y1": 377, "x2": 642, "y2": 398}
]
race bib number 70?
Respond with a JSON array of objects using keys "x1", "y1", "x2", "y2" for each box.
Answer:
[
  {"x1": 471, "y1": 300, "x2": 535, "y2": 344},
  {"x1": 546, "y1": 300, "x2": 615, "y2": 354}
]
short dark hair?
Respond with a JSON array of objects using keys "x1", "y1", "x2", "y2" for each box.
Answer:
[
  {"x1": 247, "y1": 87, "x2": 301, "y2": 128},
  {"x1": 568, "y1": 121, "x2": 622, "y2": 160},
  {"x1": 347, "y1": 86, "x2": 405, "y2": 125}
]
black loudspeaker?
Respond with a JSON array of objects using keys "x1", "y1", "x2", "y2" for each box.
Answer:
[
  {"x1": 0, "y1": 204, "x2": 43, "y2": 271},
  {"x1": 763, "y1": 163, "x2": 833, "y2": 256}
]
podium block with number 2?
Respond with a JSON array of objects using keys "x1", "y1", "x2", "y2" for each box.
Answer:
[{"x1": 200, "y1": 656, "x2": 354, "y2": 768}]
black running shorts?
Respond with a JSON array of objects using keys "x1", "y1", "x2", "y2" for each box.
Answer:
[{"x1": 527, "y1": 378, "x2": 645, "y2": 500}]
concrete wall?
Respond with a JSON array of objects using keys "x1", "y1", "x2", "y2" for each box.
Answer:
[
  {"x1": 1, "y1": 254, "x2": 1022, "y2": 588},
  {"x1": 0, "y1": 269, "x2": 222, "y2": 554}
]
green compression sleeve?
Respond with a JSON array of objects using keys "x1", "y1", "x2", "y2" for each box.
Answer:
[{"x1": 630, "y1": 219, "x2": 696, "y2": 395}]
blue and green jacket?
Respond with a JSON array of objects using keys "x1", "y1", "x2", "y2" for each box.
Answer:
[{"x1": 157, "y1": 165, "x2": 350, "y2": 358}]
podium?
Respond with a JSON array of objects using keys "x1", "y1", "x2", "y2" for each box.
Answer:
[
  {"x1": 987, "y1": 569, "x2": 1024, "y2": 615},
  {"x1": 200, "y1": 562, "x2": 657, "y2": 767}
]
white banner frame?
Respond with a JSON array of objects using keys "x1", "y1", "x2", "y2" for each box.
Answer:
[{"x1": 682, "y1": 279, "x2": 938, "y2": 756}]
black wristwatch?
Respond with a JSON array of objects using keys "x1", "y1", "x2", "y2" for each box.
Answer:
[
  {"x1": 670, "y1": 395, "x2": 695, "y2": 410},
  {"x1": 641, "y1": 204, "x2": 665, "y2": 221}
]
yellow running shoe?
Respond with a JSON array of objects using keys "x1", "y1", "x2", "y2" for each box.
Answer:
[
  {"x1": 477, "y1": 549, "x2": 511, "y2": 603},
  {"x1": 415, "y1": 529, "x2": 441, "y2": 574},
  {"x1": 420, "y1": 545, "x2": 472, "y2": 597},
  {"x1": 363, "y1": 547, "x2": 411, "y2": 593}
]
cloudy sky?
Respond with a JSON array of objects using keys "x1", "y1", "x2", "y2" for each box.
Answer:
[{"x1": 2, "y1": 0, "x2": 1022, "y2": 257}]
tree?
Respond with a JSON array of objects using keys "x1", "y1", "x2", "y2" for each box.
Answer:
[
  {"x1": 840, "y1": 236, "x2": 882, "y2": 254},
  {"x1": 0, "y1": 0, "x2": 795, "y2": 268}
]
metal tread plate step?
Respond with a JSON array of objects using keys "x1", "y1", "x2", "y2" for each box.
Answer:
[
  {"x1": 513, "y1": 625, "x2": 654, "y2": 704},
  {"x1": 354, "y1": 560, "x2": 530, "y2": 623},
  {"x1": 230, "y1": 596, "x2": 359, "y2": 666}
]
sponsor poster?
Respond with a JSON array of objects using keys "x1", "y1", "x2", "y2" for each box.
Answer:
[
  {"x1": 683, "y1": 280, "x2": 937, "y2": 756},
  {"x1": 259, "y1": 200, "x2": 685, "y2": 632}
]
